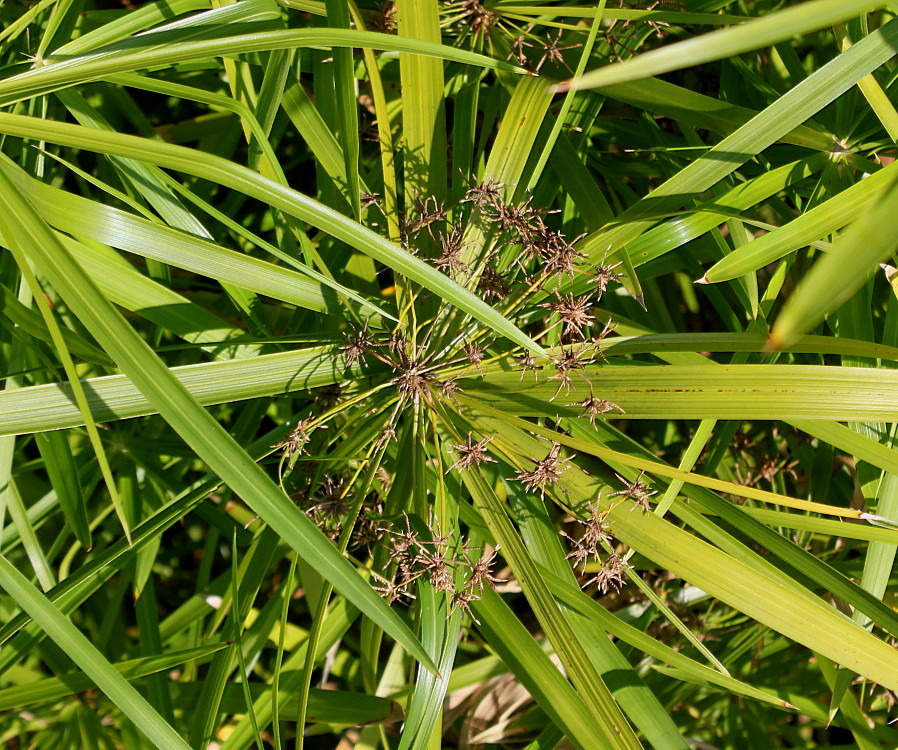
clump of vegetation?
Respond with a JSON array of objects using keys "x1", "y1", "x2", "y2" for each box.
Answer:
[{"x1": 2, "y1": 0, "x2": 898, "y2": 747}]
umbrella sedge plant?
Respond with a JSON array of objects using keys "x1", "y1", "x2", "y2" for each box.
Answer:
[{"x1": 2, "y1": 0, "x2": 898, "y2": 747}]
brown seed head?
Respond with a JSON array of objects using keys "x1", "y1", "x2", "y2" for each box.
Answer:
[
  {"x1": 448, "y1": 433, "x2": 497, "y2": 472},
  {"x1": 514, "y1": 442, "x2": 572, "y2": 496}
]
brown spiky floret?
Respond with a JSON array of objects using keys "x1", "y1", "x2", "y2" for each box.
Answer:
[
  {"x1": 466, "y1": 545, "x2": 506, "y2": 590},
  {"x1": 275, "y1": 417, "x2": 316, "y2": 459},
  {"x1": 369, "y1": 1, "x2": 396, "y2": 34},
  {"x1": 516, "y1": 349, "x2": 540, "y2": 381},
  {"x1": 462, "y1": 177, "x2": 505, "y2": 208},
  {"x1": 446, "y1": 0, "x2": 498, "y2": 34},
  {"x1": 539, "y1": 229, "x2": 588, "y2": 285},
  {"x1": 514, "y1": 441, "x2": 572, "y2": 496},
  {"x1": 588, "y1": 553, "x2": 632, "y2": 593},
  {"x1": 492, "y1": 193, "x2": 545, "y2": 242},
  {"x1": 350, "y1": 496, "x2": 386, "y2": 551},
  {"x1": 360, "y1": 191, "x2": 382, "y2": 210},
  {"x1": 373, "y1": 424, "x2": 397, "y2": 453},
  {"x1": 406, "y1": 191, "x2": 449, "y2": 239},
  {"x1": 535, "y1": 28, "x2": 583, "y2": 74},
  {"x1": 447, "y1": 433, "x2": 497, "y2": 472},
  {"x1": 374, "y1": 515, "x2": 509, "y2": 615},
  {"x1": 463, "y1": 340, "x2": 487, "y2": 373},
  {"x1": 417, "y1": 537, "x2": 456, "y2": 594},
  {"x1": 383, "y1": 514, "x2": 422, "y2": 576},
  {"x1": 393, "y1": 363, "x2": 433, "y2": 405},
  {"x1": 540, "y1": 291, "x2": 596, "y2": 339},
  {"x1": 568, "y1": 390, "x2": 622, "y2": 424},
  {"x1": 609, "y1": 471, "x2": 657, "y2": 512},
  {"x1": 372, "y1": 571, "x2": 417, "y2": 604},
  {"x1": 477, "y1": 265, "x2": 511, "y2": 300},
  {"x1": 306, "y1": 475, "x2": 349, "y2": 520},
  {"x1": 340, "y1": 324, "x2": 375, "y2": 369},
  {"x1": 435, "y1": 226, "x2": 470, "y2": 278},
  {"x1": 506, "y1": 32, "x2": 535, "y2": 65},
  {"x1": 548, "y1": 342, "x2": 594, "y2": 400},
  {"x1": 590, "y1": 260, "x2": 625, "y2": 296},
  {"x1": 591, "y1": 318, "x2": 617, "y2": 363},
  {"x1": 439, "y1": 376, "x2": 464, "y2": 403},
  {"x1": 562, "y1": 500, "x2": 613, "y2": 572}
]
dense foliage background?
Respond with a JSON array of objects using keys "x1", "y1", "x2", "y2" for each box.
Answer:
[{"x1": 3, "y1": 0, "x2": 898, "y2": 747}]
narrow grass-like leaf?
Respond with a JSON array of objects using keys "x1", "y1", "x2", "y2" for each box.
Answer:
[
  {"x1": 702, "y1": 162, "x2": 896, "y2": 283},
  {"x1": 574, "y1": 17, "x2": 898, "y2": 272},
  {"x1": 771, "y1": 172, "x2": 898, "y2": 348},
  {"x1": 0, "y1": 157, "x2": 385, "y2": 318},
  {"x1": 0, "y1": 29, "x2": 525, "y2": 106},
  {"x1": 0, "y1": 166, "x2": 436, "y2": 674},
  {"x1": 397, "y1": 0, "x2": 447, "y2": 202},
  {"x1": 0, "y1": 643, "x2": 227, "y2": 712},
  {"x1": 634, "y1": 153, "x2": 829, "y2": 271},
  {"x1": 34, "y1": 430, "x2": 91, "y2": 547},
  {"x1": 472, "y1": 364, "x2": 898, "y2": 422},
  {"x1": 471, "y1": 587, "x2": 611, "y2": 750},
  {"x1": 599, "y1": 78, "x2": 835, "y2": 151},
  {"x1": 0, "y1": 554, "x2": 190, "y2": 749},
  {"x1": 0, "y1": 347, "x2": 352, "y2": 436},
  {"x1": 455, "y1": 400, "x2": 898, "y2": 689},
  {"x1": 459, "y1": 465, "x2": 641, "y2": 748},
  {"x1": 0, "y1": 113, "x2": 542, "y2": 355},
  {"x1": 557, "y1": 0, "x2": 883, "y2": 91},
  {"x1": 0, "y1": 282, "x2": 113, "y2": 367}
]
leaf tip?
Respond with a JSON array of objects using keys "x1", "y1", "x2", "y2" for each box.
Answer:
[{"x1": 694, "y1": 275, "x2": 710, "y2": 285}]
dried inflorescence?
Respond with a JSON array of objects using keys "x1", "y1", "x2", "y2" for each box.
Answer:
[
  {"x1": 392, "y1": 360, "x2": 435, "y2": 406},
  {"x1": 376, "y1": 514, "x2": 506, "y2": 618},
  {"x1": 589, "y1": 553, "x2": 632, "y2": 593},
  {"x1": 562, "y1": 500, "x2": 632, "y2": 593},
  {"x1": 340, "y1": 323, "x2": 376, "y2": 369},
  {"x1": 304, "y1": 475, "x2": 350, "y2": 539},
  {"x1": 351, "y1": 497, "x2": 387, "y2": 551},
  {"x1": 514, "y1": 441, "x2": 572, "y2": 496},
  {"x1": 462, "y1": 177, "x2": 505, "y2": 208},
  {"x1": 539, "y1": 229, "x2": 588, "y2": 285},
  {"x1": 445, "y1": 0, "x2": 499, "y2": 35},
  {"x1": 609, "y1": 471, "x2": 657, "y2": 512},
  {"x1": 548, "y1": 342, "x2": 595, "y2": 400},
  {"x1": 301, "y1": 475, "x2": 386, "y2": 547},
  {"x1": 590, "y1": 259, "x2": 625, "y2": 296},
  {"x1": 507, "y1": 32, "x2": 534, "y2": 66},
  {"x1": 275, "y1": 417, "x2": 319, "y2": 464},
  {"x1": 370, "y1": 1, "x2": 397, "y2": 34},
  {"x1": 516, "y1": 349, "x2": 540, "y2": 381},
  {"x1": 534, "y1": 28, "x2": 583, "y2": 74},
  {"x1": 448, "y1": 432, "x2": 497, "y2": 472},
  {"x1": 540, "y1": 291, "x2": 596, "y2": 340},
  {"x1": 413, "y1": 175, "x2": 624, "y2": 309},
  {"x1": 568, "y1": 390, "x2": 622, "y2": 423},
  {"x1": 466, "y1": 544, "x2": 505, "y2": 590},
  {"x1": 591, "y1": 318, "x2": 617, "y2": 362},
  {"x1": 563, "y1": 501, "x2": 613, "y2": 573},
  {"x1": 599, "y1": 0, "x2": 681, "y2": 61},
  {"x1": 404, "y1": 191, "x2": 449, "y2": 242},
  {"x1": 463, "y1": 340, "x2": 488, "y2": 374},
  {"x1": 477, "y1": 265, "x2": 511, "y2": 299},
  {"x1": 435, "y1": 226, "x2": 470, "y2": 278}
]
